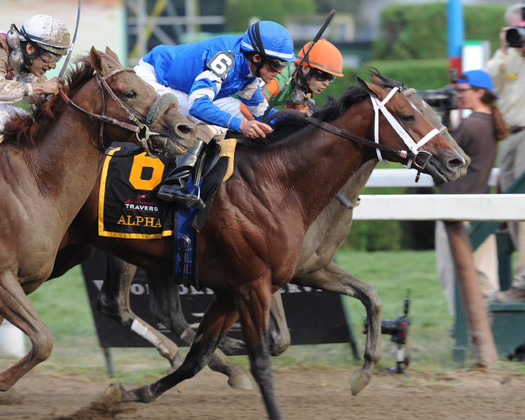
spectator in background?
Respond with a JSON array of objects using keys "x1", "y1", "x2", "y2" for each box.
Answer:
[
  {"x1": 486, "y1": 3, "x2": 525, "y2": 303},
  {"x1": 435, "y1": 70, "x2": 508, "y2": 317}
]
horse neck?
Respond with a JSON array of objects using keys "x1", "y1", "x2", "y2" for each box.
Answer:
[
  {"x1": 339, "y1": 159, "x2": 377, "y2": 203},
  {"x1": 241, "y1": 101, "x2": 375, "y2": 230},
  {"x1": 25, "y1": 105, "x2": 104, "y2": 208}
]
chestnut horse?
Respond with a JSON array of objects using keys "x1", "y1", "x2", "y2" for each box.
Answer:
[
  {"x1": 55, "y1": 72, "x2": 466, "y2": 418},
  {"x1": 0, "y1": 47, "x2": 196, "y2": 392}
]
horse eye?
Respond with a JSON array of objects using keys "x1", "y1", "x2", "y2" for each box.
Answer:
[
  {"x1": 124, "y1": 90, "x2": 137, "y2": 99},
  {"x1": 400, "y1": 114, "x2": 415, "y2": 123}
]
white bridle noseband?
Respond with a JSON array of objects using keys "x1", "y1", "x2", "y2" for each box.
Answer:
[{"x1": 370, "y1": 87, "x2": 443, "y2": 168}]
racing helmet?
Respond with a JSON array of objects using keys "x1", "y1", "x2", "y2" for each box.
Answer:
[
  {"x1": 296, "y1": 39, "x2": 343, "y2": 77},
  {"x1": 19, "y1": 15, "x2": 71, "y2": 56},
  {"x1": 241, "y1": 21, "x2": 296, "y2": 64}
]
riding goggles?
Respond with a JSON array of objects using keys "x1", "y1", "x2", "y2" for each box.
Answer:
[
  {"x1": 267, "y1": 57, "x2": 288, "y2": 72},
  {"x1": 40, "y1": 52, "x2": 62, "y2": 65},
  {"x1": 310, "y1": 68, "x2": 336, "y2": 83}
]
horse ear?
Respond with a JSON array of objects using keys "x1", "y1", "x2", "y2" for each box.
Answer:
[
  {"x1": 358, "y1": 77, "x2": 377, "y2": 97},
  {"x1": 90, "y1": 46, "x2": 110, "y2": 76},
  {"x1": 104, "y1": 47, "x2": 122, "y2": 66}
]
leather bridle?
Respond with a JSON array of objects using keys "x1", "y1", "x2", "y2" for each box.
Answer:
[
  {"x1": 58, "y1": 67, "x2": 164, "y2": 155},
  {"x1": 305, "y1": 86, "x2": 443, "y2": 182}
]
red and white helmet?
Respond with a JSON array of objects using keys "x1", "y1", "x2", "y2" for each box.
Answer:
[{"x1": 19, "y1": 15, "x2": 70, "y2": 56}]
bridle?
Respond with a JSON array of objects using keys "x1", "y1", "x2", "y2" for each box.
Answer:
[
  {"x1": 58, "y1": 67, "x2": 166, "y2": 155},
  {"x1": 306, "y1": 86, "x2": 444, "y2": 182}
]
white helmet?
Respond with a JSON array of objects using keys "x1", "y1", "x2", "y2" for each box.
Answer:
[{"x1": 19, "y1": 15, "x2": 70, "y2": 56}]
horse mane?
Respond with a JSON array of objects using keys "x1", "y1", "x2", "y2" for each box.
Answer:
[
  {"x1": 235, "y1": 86, "x2": 371, "y2": 148},
  {"x1": 234, "y1": 67, "x2": 410, "y2": 149},
  {"x1": 366, "y1": 65, "x2": 406, "y2": 91},
  {"x1": 1, "y1": 54, "x2": 97, "y2": 147}
]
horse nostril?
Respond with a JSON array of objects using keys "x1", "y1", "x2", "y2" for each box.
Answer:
[
  {"x1": 448, "y1": 157, "x2": 465, "y2": 168},
  {"x1": 175, "y1": 124, "x2": 196, "y2": 138}
]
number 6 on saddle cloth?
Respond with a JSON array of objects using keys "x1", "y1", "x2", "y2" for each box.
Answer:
[{"x1": 98, "y1": 139, "x2": 234, "y2": 289}]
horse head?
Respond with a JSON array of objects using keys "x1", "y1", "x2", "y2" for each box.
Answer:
[
  {"x1": 357, "y1": 74, "x2": 467, "y2": 185},
  {"x1": 403, "y1": 88, "x2": 471, "y2": 177},
  {"x1": 70, "y1": 47, "x2": 197, "y2": 157}
]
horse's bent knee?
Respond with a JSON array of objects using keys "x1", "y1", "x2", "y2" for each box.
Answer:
[{"x1": 32, "y1": 334, "x2": 54, "y2": 363}]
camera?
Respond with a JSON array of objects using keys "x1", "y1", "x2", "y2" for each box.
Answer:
[
  {"x1": 380, "y1": 318, "x2": 410, "y2": 345},
  {"x1": 363, "y1": 295, "x2": 411, "y2": 373},
  {"x1": 505, "y1": 7, "x2": 525, "y2": 48},
  {"x1": 417, "y1": 84, "x2": 458, "y2": 114}
]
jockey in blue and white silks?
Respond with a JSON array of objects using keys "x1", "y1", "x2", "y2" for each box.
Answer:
[
  {"x1": 138, "y1": 37, "x2": 261, "y2": 133},
  {"x1": 134, "y1": 21, "x2": 296, "y2": 207},
  {"x1": 135, "y1": 21, "x2": 295, "y2": 138}
]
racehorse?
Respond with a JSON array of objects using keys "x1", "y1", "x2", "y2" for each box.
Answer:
[
  {"x1": 0, "y1": 47, "x2": 196, "y2": 392},
  {"x1": 53, "y1": 70, "x2": 467, "y2": 418},
  {"x1": 52, "y1": 84, "x2": 469, "y2": 389},
  {"x1": 265, "y1": 81, "x2": 473, "y2": 365}
]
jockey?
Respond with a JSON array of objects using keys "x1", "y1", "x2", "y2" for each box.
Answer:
[
  {"x1": 134, "y1": 20, "x2": 296, "y2": 208},
  {"x1": 263, "y1": 39, "x2": 344, "y2": 115},
  {"x1": 0, "y1": 15, "x2": 70, "y2": 131}
]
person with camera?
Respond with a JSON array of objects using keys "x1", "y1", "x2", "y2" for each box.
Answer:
[
  {"x1": 486, "y1": 3, "x2": 525, "y2": 303},
  {"x1": 435, "y1": 70, "x2": 508, "y2": 319}
]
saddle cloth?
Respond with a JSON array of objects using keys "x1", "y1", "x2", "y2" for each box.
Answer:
[
  {"x1": 98, "y1": 140, "x2": 235, "y2": 287},
  {"x1": 98, "y1": 143, "x2": 178, "y2": 239}
]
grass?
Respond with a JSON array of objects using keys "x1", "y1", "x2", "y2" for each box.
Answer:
[{"x1": 8, "y1": 249, "x2": 523, "y2": 383}]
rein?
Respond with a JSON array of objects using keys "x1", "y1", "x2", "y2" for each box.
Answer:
[
  {"x1": 306, "y1": 86, "x2": 442, "y2": 182},
  {"x1": 306, "y1": 116, "x2": 410, "y2": 160},
  {"x1": 58, "y1": 68, "x2": 159, "y2": 153}
]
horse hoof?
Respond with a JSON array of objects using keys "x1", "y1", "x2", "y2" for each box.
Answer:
[
  {"x1": 104, "y1": 383, "x2": 125, "y2": 402},
  {"x1": 349, "y1": 369, "x2": 371, "y2": 396},
  {"x1": 228, "y1": 372, "x2": 253, "y2": 390}
]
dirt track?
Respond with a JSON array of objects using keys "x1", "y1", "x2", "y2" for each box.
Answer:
[{"x1": 1, "y1": 364, "x2": 524, "y2": 420}]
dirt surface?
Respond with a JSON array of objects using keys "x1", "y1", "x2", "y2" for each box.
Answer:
[{"x1": 1, "y1": 365, "x2": 524, "y2": 420}]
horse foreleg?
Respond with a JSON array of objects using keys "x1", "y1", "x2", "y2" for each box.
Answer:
[
  {"x1": 147, "y1": 271, "x2": 252, "y2": 390},
  {"x1": 292, "y1": 261, "x2": 382, "y2": 396},
  {"x1": 212, "y1": 291, "x2": 289, "y2": 358},
  {"x1": 97, "y1": 254, "x2": 180, "y2": 366},
  {"x1": 0, "y1": 271, "x2": 53, "y2": 391},
  {"x1": 268, "y1": 291, "x2": 290, "y2": 356},
  {"x1": 236, "y1": 288, "x2": 282, "y2": 420},
  {"x1": 113, "y1": 293, "x2": 239, "y2": 403}
]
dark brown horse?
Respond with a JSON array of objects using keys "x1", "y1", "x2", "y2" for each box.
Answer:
[
  {"x1": 57, "y1": 71, "x2": 467, "y2": 418},
  {"x1": 0, "y1": 47, "x2": 196, "y2": 392},
  {"x1": 267, "y1": 86, "x2": 472, "y2": 365}
]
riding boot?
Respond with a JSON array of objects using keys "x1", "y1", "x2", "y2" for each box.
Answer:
[{"x1": 158, "y1": 138, "x2": 206, "y2": 209}]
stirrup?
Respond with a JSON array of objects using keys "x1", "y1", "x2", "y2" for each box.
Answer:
[{"x1": 157, "y1": 185, "x2": 206, "y2": 209}]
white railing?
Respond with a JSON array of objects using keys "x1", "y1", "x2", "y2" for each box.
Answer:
[{"x1": 353, "y1": 168, "x2": 525, "y2": 222}]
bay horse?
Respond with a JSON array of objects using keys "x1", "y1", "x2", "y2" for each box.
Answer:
[
  {"x1": 54, "y1": 71, "x2": 467, "y2": 418},
  {"x1": 50, "y1": 87, "x2": 469, "y2": 391},
  {"x1": 0, "y1": 47, "x2": 196, "y2": 392},
  {"x1": 266, "y1": 85, "x2": 472, "y2": 360}
]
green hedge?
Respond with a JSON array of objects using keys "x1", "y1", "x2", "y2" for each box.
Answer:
[
  {"x1": 373, "y1": 3, "x2": 506, "y2": 60},
  {"x1": 314, "y1": 57, "x2": 449, "y2": 108}
]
